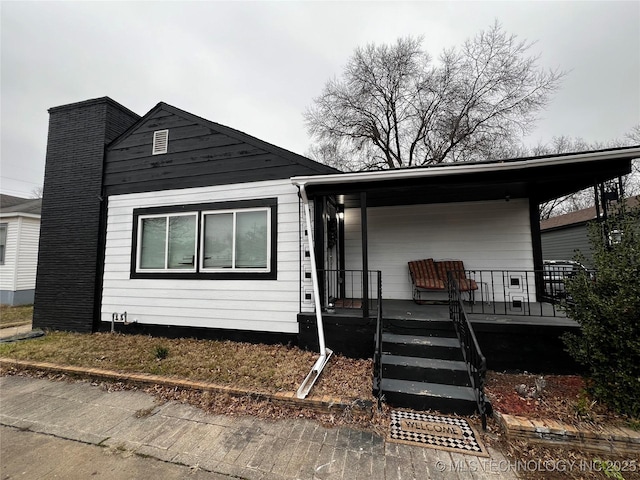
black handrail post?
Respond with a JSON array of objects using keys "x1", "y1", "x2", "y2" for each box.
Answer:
[
  {"x1": 525, "y1": 270, "x2": 531, "y2": 316},
  {"x1": 502, "y1": 271, "x2": 508, "y2": 315},
  {"x1": 374, "y1": 270, "x2": 383, "y2": 409},
  {"x1": 490, "y1": 270, "x2": 496, "y2": 315},
  {"x1": 361, "y1": 192, "x2": 369, "y2": 318}
]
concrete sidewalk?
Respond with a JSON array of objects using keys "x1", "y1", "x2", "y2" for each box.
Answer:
[
  {"x1": 0, "y1": 323, "x2": 35, "y2": 340},
  {"x1": 0, "y1": 376, "x2": 518, "y2": 479},
  {"x1": 1, "y1": 425, "x2": 231, "y2": 479}
]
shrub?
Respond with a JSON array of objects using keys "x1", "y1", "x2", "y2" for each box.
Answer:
[
  {"x1": 153, "y1": 345, "x2": 169, "y2": 360},
  {"x1": 562, "y1": 204, "x2": 640, "y2": 418}
]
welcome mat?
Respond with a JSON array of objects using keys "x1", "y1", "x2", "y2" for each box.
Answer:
[
  {"x1": 388, "y1": 410, "x2": 489, "y2": 457},
  {"x1": 334, "y1": 299, "x2": 362, "y2": 309}
]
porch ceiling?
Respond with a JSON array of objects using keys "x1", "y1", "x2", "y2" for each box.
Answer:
[{"x1": 299, "y1": 149, "x2": 636, "y2": 208}]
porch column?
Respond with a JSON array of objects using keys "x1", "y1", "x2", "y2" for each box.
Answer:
[
  {"x1": 529, "y1": 197, "x2": 544, "y2": 299},
  {"x1": 361, "y1": 192, "x2": 369, "y2": 319},
  {"x1": 314, "y1": 196, "x2": 326, "y2": 307},
  {"x1": 338, "y1": 204, "x2": 346, "y2": 300}
]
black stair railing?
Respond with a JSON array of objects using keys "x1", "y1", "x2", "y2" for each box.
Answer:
[
  {"x1": 373, "y1": 270, "x2": 383, "y2": 408},
  {"x1": 447, "y1": 271, "x2": 488, "y2": 430}
]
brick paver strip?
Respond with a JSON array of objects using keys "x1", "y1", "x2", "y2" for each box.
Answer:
[
  {"x1": 0, "y1": 358, "x2": 371, "y2": 415},
  {"x1": 494, "y1": 411, "x2": 640, "y2": 456}
]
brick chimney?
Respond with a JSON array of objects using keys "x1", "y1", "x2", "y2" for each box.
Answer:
[{"x1": 33, "y1": 98, "x2": 139, "y2": 332}]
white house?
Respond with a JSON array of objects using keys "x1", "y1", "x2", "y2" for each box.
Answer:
[
  {"x1": 32, "y1": 97, "x2": 640, "y2": 415},
  {"x1": 29, "y1": 97, "x2": 637, "y2": 345},
  {"x1": 0, "y1": 195, "x2": 41, "y2": 305}
]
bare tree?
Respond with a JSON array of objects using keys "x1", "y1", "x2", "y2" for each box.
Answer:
[
  {"x1": 626, "y1": 125, "x2": 640, "y2": 184},
  {"x1": 626, "y1": 125, "x2": 640, "y2": 144},
  {"x1": 30, "y1": 186, "x2": 43, "y2": 199},
  {"x1": 305, "y1": 22, "x2": 564, "y2": 171}
]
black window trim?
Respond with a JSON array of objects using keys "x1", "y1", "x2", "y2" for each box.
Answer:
[
  {"x1": 135, "y1": 211, "x2": 199, "y2": 273},
  {"x1": 130, "y1": 198, "x2": 277, "y2": 280}
]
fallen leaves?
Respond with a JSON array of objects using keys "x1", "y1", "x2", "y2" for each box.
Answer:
[
  {"x1": 485, "y1": 371, "x2": 632, "y2": 431},
  {"x1": 0, "y1": 331, "x2": 374, "y2": 400}
]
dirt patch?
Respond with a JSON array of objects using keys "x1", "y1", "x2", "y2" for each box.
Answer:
[
  {"x1": 487, "y1": 371, "x2": 584, "y2": 418},
  {"x1": 485, "y1": 371, "x2": 633, "y2": 430}
]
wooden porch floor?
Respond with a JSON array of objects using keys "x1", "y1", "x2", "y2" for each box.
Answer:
[{"x1": 330, "y1": 299, "x2": 578, "y2": 327}]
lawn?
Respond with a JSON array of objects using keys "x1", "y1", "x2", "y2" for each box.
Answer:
[
  {"x1": 0, "y1": 305, "x2": 33, "y2": 328},
  {"x1": 0, "y1": 331, "x2": 373, "y2": 401}
]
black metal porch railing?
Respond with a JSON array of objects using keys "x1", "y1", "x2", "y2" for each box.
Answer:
[
  {"x1": 447, "y1": 271, "x2": 488, "y2": 430},
  {"x1": 458, "y1": 268, "x2": 595, "y2": 317},
  {"x1": 318, "y1": 269, "x2": 382, "y2": 319}
]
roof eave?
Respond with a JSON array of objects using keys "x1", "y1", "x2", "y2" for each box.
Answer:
[
  {"x1": 0, "y1": 212, "x2": 41, "y2": 220},
  {"x1": 291, "y1": 146, "x2": 640, "y2": 187}
]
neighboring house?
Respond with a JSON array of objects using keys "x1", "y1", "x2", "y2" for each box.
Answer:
[
  {"x1": 540, "y1": 195, "x2": 640, "y2": 267},
  {"x1": 0, "y1": 195, "x2": 42, "y2": 305},
  {"x1": 33, "y1": 97, "x2": 640, "y2": 353}
]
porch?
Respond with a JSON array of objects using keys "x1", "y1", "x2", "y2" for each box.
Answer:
[
  {"x1": 291, "y1": 149, "x2": 635, "y2": 422},
  {"x1": 321, "y1": 298, "x2": 575, "y2": 325},
  {"x1": 298, "y1": 299, "x2": 580, "y2": 374}
]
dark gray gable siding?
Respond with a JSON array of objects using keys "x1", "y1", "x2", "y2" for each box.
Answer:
[
  {"x1": 541, "y1": 223, "x2": 594, "y2": 267},
  {"x1": 33, "y1": 98, "x2": 140, "y2": 333},
  {"x1": 104, "y1": 103, "x2": 338, "y2": 196},
  {"x1": 0, "y1": 196, "x2": 42, "y2": 215}
]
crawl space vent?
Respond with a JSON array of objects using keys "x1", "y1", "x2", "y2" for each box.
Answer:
[{"x1": 152, "y1": 129, "x2": 169, "y2": 155}]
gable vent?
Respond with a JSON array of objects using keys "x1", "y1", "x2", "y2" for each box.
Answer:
[{"x1": 152, "y1": 129, "x2": 169, "y2": 155}]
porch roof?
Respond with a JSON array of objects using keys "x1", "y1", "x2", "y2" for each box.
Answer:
[{"x1": 291, "y1": 146, "x2": 640, "y2": 207}]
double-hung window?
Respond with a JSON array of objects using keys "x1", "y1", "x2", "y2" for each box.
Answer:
[{"x1": 131, "y1": 199, "x2": 276, "y2": 279}]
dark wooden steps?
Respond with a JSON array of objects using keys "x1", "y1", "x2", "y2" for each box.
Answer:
[
  {"x1": 380, "y1": 378, "x2": 477, "y2": 414},
  {"x1": 376, "y1": 318, "x2": 481, "y2": 415},
  {"x1": 383, "y1": 318, "x2": 456, "y2": 337},
  {"x1": 381, "y1": 354, "x2": 470, "y2": 386},
  {"x1": 381, "y1": 333, "x2": 464, "y2": 360}
]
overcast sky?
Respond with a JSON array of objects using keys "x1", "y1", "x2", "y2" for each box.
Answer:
[{"x1": 1, "y1": 1, "x2": 639, "y2": 197}]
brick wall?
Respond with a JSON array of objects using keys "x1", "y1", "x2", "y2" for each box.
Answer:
[{"x1": 33, "y1": 98, "x2": 139, "y2": 332}]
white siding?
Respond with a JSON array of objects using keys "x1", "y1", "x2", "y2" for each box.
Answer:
[
  {"x1": 102, "y1": 180, "x2": 303, "y2": 333},
  {"x1": 344, "y1": 199, "x2": 535, "y2": 301},
  {"x1": 15, "y1": 217, "x2": 40, "y2": 291}
]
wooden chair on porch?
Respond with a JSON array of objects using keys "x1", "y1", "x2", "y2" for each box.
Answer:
[
  {"x1": 435, "y1": 260, "x2": 478, "y2": 299},
  {"x1": 408, "y1": 258, "x2": 446, "y2": 304}
]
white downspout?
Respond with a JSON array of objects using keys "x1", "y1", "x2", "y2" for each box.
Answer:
[{"x1": 296, "y1": 184, "x2": 333, "y2": 399}]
